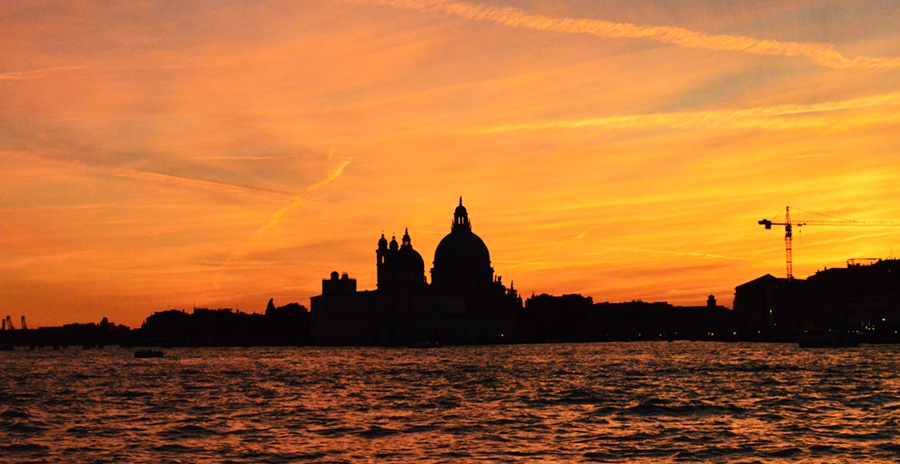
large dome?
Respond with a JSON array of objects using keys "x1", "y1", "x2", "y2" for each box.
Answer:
[
  {"x1": 434, "y1": 229, "x2": 490, "y2": 270},
  {"x1": 431, "y1": 199, "x2": 494, "y2": 295}
]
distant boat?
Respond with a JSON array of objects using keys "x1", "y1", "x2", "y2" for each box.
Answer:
[
  {"x1": 409, "y1": 341, "x2": 444, "y2": 349},
  {"x1": 798, "y1": 332, "x2": 860, "y2": 348},
  {"x1": 134, "y1": 349, "x2": 164, "y2": 358}
]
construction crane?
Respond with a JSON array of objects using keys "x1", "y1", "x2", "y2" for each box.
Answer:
[{"x1": 759, "y1": 206, "x2": 895, "y2": 280}]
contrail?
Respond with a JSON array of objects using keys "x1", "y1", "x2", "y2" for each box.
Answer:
[
  {"x1": 304, "y1": 159, "x2": 352, "y2": 193},
  {"x1": 593, "y1": 246, "x2": 760, "y2": 262},
  {"x1": 462, "y1": 91, "x2": 900, "y2": 134},
  {"x1": 111, "y1": 168, "x2": 295, "y2": 196},
  {"x1": 3, "y1": 149, "x2": 295, "y2": 197},
  {"x1": 253, "y1": 159, "x2": 353, "y2": 237},
  {"x1": 253, "y1": 196, "x2": 303, "y2": 238},
  {"x1": 219, "y1": 158, "x2": 353, "y2": 285},
  {"x1": 553, "y1": 224, "x2": 607, "y2": 249},
  {"x1": 0, "y1": 65, "x2": 90, "y2": 81},
  {"x1": 195, "y1": 155, "x2": 280, "y2": 161},
  {"x1": 363, "y1": 0, "x2": 900, "y2": 70}
]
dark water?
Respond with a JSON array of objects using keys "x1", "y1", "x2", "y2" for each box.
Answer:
[{"x1": 1, "y1": 343, "x2": 899, "y2": 463}]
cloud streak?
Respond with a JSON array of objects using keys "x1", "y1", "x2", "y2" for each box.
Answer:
[
  {"x1": 462, "y1": 91, "x2": 900, "y2": 134},
  {"x1": 364, "y1": 0, "x2": 900, "y2": 69},
  {"x1": 0, "y1": 65, "x2": 90, "y2": 81},
  {"x1": 111, "y1": 168, "x2": 295, "y2": 197},
  {"x1": 304, "y1": 159, "x2": 352, "y2": 193},
  {"x1": 1, "y1": 150, "x2": 294, "y2": 197},
  {"x1": 253, "y1": 196, "x2": 303, "y2": 239},
  {"x1": 253, "y1": 159, "x2": 353, "y2": 238},
  {"x1": 593, "y1": 247, "x2": 761, "y2": 262}
]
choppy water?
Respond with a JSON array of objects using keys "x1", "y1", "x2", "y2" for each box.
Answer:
[{"x1": 1, "y1": 342, "x2": 899, "y2": 463}]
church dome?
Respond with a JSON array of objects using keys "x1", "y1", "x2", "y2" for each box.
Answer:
[
  {"x1": 377, "y1": 228, "x2": 426, "y2": 291},
  {"x1": 433, "y1": 198, "x2": 492, "y2": 271},
  {"x1": 434, "y1": 229, "x2": 490, "y2": 270},
  {"x1": 397, "y1": 245, "x2": 425, "y2": 272},
  {"x1": 398, "y1": 228, "x2": 425, "y2": 271}
]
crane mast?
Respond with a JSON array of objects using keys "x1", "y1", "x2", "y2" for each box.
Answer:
[
  {"x1": 759, "y1": 206, "x2": 801, "y2": 279},
  {"x1": 759, "y1": 206, "x2": 895, "y2": 280},
  {"x1": 785, "y1": 206, "x2": 793, "y2": 279}
]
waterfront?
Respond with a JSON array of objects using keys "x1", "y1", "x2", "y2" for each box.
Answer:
[{"x1": 2, "y1": 343, "x2": 899, "y2": 462}]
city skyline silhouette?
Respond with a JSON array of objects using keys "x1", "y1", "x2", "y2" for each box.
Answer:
[
  {"x1": 4, "y1": 198, "x2": 898, "y2": 347},
  {"x1": 1, "y1": 1, "x2": 898, "y2": 330}
]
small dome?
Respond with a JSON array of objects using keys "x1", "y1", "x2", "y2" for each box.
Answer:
[
  {"x1": 454, "y1": 196, "x2": 469, "y2": 220},
  {"x1": 455, "y1": 203, "x2": 467, "y2": 217},
  {"x1": 396, "y1": 246, "x2": 425, "y2": 273},
  {"x1": 377, "y1": 234, "x2": 388, "y2": 248}
]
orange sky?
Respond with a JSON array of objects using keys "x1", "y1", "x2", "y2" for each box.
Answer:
[{"x1": 2, "y1": 0, "x2": 899, "y2": 328}]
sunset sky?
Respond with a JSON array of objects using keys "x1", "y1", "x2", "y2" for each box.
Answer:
[{"x1": 2, "y1": 0, "x2": 899, "y2": 328}]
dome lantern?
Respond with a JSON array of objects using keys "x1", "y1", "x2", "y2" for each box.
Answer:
[
  {"x1": 401, "y1": 228, "x2": 412, "y2": 248},
  {"x1": 453, "y1": 197, "x2": 471, "y2": 231}
]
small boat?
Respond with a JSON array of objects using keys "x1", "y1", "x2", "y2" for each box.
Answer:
[
  {"x1": 134, "y1": 349, "x2": 164, "y2": 358},
  {"x1": 409, "y1": 341, "x2": 444, "y2": 349}
]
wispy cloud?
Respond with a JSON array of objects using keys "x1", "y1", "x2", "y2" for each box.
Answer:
[
  {"x1": 553, "y1": 224, "x2": 607, "y2": 249},
  {"x1": 110, "y1": 168, "x2": 295, "y2": 196},
  {"x1": 0, "y1": 65, "x2": 90, "y2": 81},
  {"x1": 194, "y1": 156, "x2": 281, "y2": 161},
  {"x1": 252, "y1": 159, "x2": 353, "y2": 238},
  {"x1": 304, "y1": 159, "x2": 352, "y2": 193},
  {"x1": 592, "y1": 246, "x2": 761, "y2": 262},
  {"x1": 253, "y1": 196, "x2": 303, "y2": 239},
  {"x1": 462, "y1": 91, "x2": 900, "y2": 134},
  {"x1": 364, "y1": 0, "x2": 900, "y2": 69},
  {"x1": 218, "y1": 159, "x2": 353, "y2": 290},
  {"x1": 2, "y1": 150, "x2": 294, "y2": 197}
]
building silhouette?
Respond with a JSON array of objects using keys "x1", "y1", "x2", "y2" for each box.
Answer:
[
  {"x1": 311, "y1": 199, "x2": 521, "y2": 345},
  {"x1": 518, "y1": 293, "x2": 734, "y2": 343},
  {"x1": 733, "y1": 258, "x2": 900, "y2": 342},
  {"x1": 138, "y1": 302, "x2": 310, "y2": 346}
]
